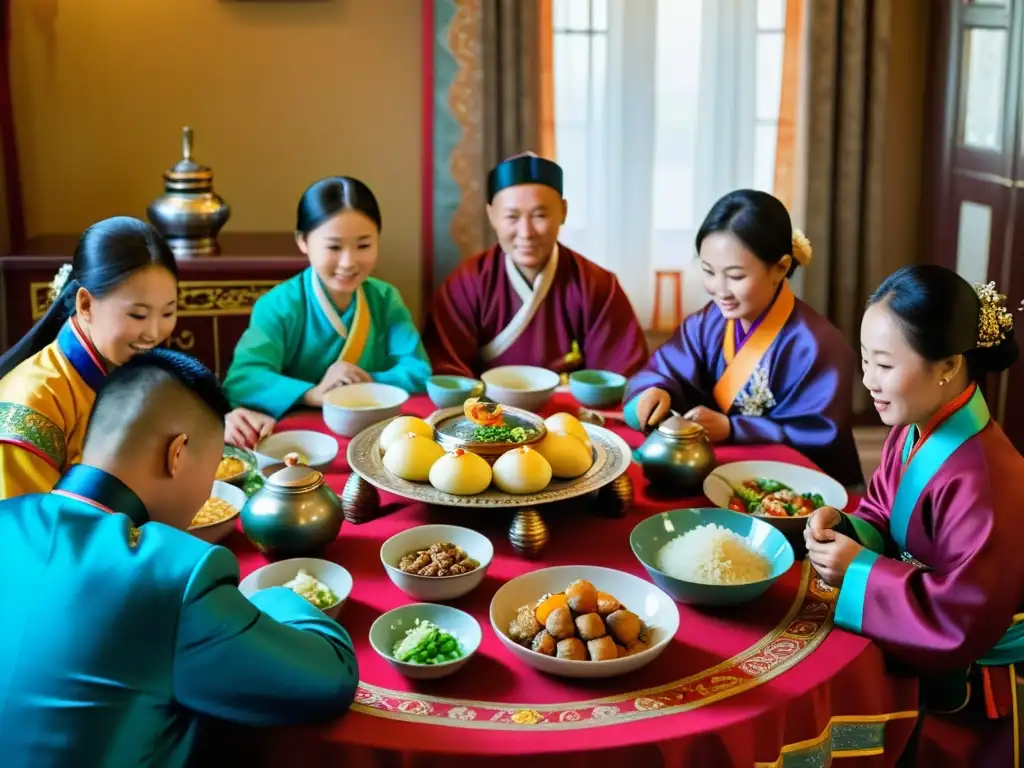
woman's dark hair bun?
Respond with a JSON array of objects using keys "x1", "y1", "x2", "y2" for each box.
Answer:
[{"x1": 964, "y1": 331, "x2": 1019, "y2": 375}]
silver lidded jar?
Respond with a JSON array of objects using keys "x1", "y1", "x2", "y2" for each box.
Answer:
[
  {"x1": 147, "y1": 126, "x2": 230, "y2": 257},
  {"x1": 240, "y1": 454, "x2": 344, "y2": 557},
  {"x1": 633, "y1": 415, "x2": 717, "y2": 495}
]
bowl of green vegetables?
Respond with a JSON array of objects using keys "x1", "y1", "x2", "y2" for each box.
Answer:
[{"x1": 369, "y1": 603, "x2": 481, "y2": 680}]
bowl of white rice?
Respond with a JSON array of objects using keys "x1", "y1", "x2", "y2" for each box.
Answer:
[{"x1": 629, "y1": 508, "x2": 794, "y2": 607}]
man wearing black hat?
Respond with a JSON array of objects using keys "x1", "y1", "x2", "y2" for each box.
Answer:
[{"x1": 423, "y1": 152, "x2": 649, "y2": 378}]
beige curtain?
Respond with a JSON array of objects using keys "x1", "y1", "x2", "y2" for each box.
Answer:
[
  {"x1": 446, "y1": 0, "x2": 552, "y2": 260},
  {"x1": 481, "y1": 0, "x2": 547, "y2": 168},
  {"x1": 786, "y1": 0, "x2": 931, "y2": 414}
]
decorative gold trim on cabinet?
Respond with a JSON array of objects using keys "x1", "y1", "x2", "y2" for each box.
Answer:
[
  {"x1": 30, "y1": 279, "x2": 282, "y2": 320},
  {"x1": 167, "y1": 330, "x2": 196, "y2": 351}
]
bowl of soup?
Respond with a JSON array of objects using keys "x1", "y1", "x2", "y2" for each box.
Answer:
[
  {"x1": 481, "y1": 366, "x2": 560, "y2": 412},
  {"x1": 322, "y1": 383, "x2": 410, "y2": 437}
]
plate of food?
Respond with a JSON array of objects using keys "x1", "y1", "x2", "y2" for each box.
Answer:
[
  {"x1": 490, "y1": 566, "x2": 679, "y2": 678},
  {"x1": 702, "y1": 461, "x2": 848, "y2": 535},
  {"x1": 216, "y1": 445, "x2": 256, "y2": 486},
  {"x1": 347, "y1": 408, "x2": 631, "y2": 508}
]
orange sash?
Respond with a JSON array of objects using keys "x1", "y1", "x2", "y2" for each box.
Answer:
[{"x1": 713, "y1": 282, "x2": 795, "y2": 412}]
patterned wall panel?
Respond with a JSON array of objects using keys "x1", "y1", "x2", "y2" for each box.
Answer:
[{"x1": 424, "y1": 0, "x2": 487, "y2": 304}]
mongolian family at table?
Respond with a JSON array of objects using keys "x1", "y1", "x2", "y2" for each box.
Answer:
[{"x1": 0, "y1": 151, "x2": 1022, "y2": 767}]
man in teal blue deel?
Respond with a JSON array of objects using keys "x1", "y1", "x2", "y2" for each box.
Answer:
[{"x1": 0, "y1": 349, "x2": 358, "y2": 766}]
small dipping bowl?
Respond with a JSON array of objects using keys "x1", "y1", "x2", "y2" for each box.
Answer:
[
  {"x1": 238, "y1": 557, "x2": 353, "y2": 620},
  {"x1": 254, "y1": 430, "x2": 339, "y2": 471},
  {"x1": 569, "y1": 369, "x2": 628, "y2": 407},
  {"x1": 427, "y1": 375, "x2": 484, "y2": 409},
  {"x1": 630, "y1": 507, "x2": 795, "y2": 607},
  {"x1": 369, "y1": 603, "x2": 481, "y2": 680},
  {"x1": 380, "y1": 524, "x2": 494, "y2": 601},
  {"x1": 322, "y1": 383, "x2": 410, "y2": 438}
]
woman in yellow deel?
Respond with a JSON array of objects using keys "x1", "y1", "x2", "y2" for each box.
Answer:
[{"x1": 0, "y1": 217, "x2": 179, "y2": 499}]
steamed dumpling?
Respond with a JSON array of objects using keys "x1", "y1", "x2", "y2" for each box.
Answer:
[
  {"x1": 544, "y1": 412, "x2": 591, "y2": 450},
  {"x1": 429, "y1": 449, "x2": 493, "y2": 495},
  {"x1": 382, "y1": 433, "x2": 445, "y2": 481},
  {"x1": 534, "y1": 430, "x2": 593, "y2": 479},
  {"x1": 492, "y1": 446, "x2": 552, "y2": 494},
  {"x1": 380, "y1": 416, "x2": 434, "y2": 453}
]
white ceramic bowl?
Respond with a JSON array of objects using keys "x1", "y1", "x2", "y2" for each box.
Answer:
[
  {"x1": 481, "y1": 365, "x2": 560, "y2": 412},
  {"x1": 369, "y1": 603, "x2": 481, "y2": 680},
  {"x1": 380, "y1": 524, "x2": 494, "y2": 601},
  {"x1": 238, "y1": 557, "x2": 353, "y2": 619},
  {"x1": 190, "y1": 480, "x2": 247, "y2": 544},
  {"x1": 703, "y1": 460, "x2": 849, "y2": 536},
  {"x1": 254, "y1": 430, "x2": 339, "y2": 470},
  {"x1": 490, "y1": 565, "x2": 680, "y2": 679},
  {"x1": 322, "y1": 383, "x2": 410, "y2": 438}
]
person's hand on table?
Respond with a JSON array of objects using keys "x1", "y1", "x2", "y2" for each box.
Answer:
[
  {"x1": 636, "y1": 387, "x2": 672, "y2": 431},
  {"x1": 804, "y1": 506, "x2": 855, "y2": 586},
  {"x1": 682, "y1": 405, "x2": 731, "y2": 443},
  {"x1": 302, "y1": 362, "x2": 373, "y2": 406},
  {"x1": 804, "y1": 506, "x2": 842, "y2": 544},
  {"x1": 225, "y1": 408, "x2": 276, "y2": 449},
  {"x1": 804, "y1": 506, "x2": 843, "y2": 543}
]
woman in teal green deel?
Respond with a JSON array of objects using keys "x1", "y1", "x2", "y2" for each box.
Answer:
[{"x1": 223, "y1": 177, "x2": 431, "y2": 448}]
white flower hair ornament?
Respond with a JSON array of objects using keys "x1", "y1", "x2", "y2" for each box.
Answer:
[{"x1": 48, "y1": 263, "x2": 73, "y2": 303}]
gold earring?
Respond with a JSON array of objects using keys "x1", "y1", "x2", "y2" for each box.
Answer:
[{"x1": 939, "y1": 378, "x2": 948, "y2": 387}]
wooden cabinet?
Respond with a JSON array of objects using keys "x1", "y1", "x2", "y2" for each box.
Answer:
[
  {"x1": 0, "y1": 233, "x2": 307, "y2": 378},
  {"x1": 924, "y1": 0, "x2": 1024, "y2": 448}
]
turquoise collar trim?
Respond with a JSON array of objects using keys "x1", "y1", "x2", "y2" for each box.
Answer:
[{"x1": 891, "y1": 388, "x2": 989, "y2": 551}]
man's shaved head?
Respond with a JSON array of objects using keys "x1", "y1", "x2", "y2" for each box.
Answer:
[{"x1": 83, "y1": 349, "x2": 229, "y2": 529}]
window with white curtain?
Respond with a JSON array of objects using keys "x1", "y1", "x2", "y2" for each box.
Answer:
[{"x1": 553, "y1": 0, "x2": 788, "y2": 327}]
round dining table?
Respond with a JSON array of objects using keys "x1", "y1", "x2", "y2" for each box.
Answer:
[{"x1": 206, "y1": 392, "x2": 919, "y2": 767}]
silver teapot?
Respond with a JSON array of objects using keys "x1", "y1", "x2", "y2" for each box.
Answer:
[
  {"x1": 240, "y1": 454, "x2": 343, "y2": 557},
  {"x1": 633, "y1": 415, "x2": 717, "y2": 495}
]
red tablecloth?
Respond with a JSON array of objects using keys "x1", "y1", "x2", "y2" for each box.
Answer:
[{"x1": 213, "y1": 394, "x2": 918, "y2": 767}]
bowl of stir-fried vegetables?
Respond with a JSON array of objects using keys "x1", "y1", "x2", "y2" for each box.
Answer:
[{"x1": 702, "y1": 461, "x2": 848, "y2": 535}]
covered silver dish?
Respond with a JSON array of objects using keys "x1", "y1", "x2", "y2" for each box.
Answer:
[{"x1": 240, "y1": 454, "x2": 343, "y2": 557}]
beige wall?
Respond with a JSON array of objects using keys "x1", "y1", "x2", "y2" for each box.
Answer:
[{"x1": 9, "y1": 0, "x2": 423, "y2": 315}]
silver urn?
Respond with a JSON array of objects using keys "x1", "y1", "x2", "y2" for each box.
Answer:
[{"x1": 147, "y1": 126, "x2": 231, "y2": 258}]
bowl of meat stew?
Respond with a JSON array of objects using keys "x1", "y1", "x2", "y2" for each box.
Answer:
[{"x1": 379, "y1": 524, "x2": 494, "y2": 601}]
